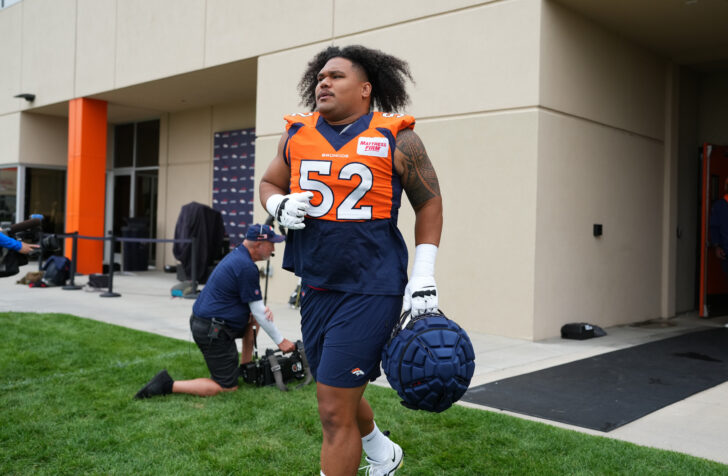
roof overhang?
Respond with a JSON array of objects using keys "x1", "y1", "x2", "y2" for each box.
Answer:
[{"x1": 552, "y1": 0, "x2": 728, "y2": 72}]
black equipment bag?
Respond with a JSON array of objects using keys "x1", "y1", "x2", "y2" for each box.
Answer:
[
  {"x1": 240, "y1": 340, "x2": 312, "y2": 391},
  {"x1": 88, "y1": 273, "x2": 109, "y2": 289},
  {"x1": 0, "y1": 247, "x2": 27, "y2": 277},
  {"x1": 41, "y1": 255, "x2": 70, "y2": 287},
  {"x1": 560, "y1": 322, "x2": 606, "y2": 340}
]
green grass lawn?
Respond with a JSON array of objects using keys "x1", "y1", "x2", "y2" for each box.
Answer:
[{"x1": 1, "y1": 312, "x2": 727, "y2": 476}]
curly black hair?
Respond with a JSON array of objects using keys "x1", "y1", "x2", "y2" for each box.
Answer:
[{"x1": 297, "y1": 45, "x2": 414, "y2": 113}]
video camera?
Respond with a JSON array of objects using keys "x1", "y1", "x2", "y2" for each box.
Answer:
[
  {"x1": 0, "y1": 215, "x2": 61, "y2": 277},
  {"x1": 240, "y1": 340, "x2": 313, "y2": 392},
  {"x1": 4, "y1": 215, "x2": 61, "y2": 253}
]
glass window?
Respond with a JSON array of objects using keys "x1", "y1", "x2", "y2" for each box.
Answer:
[
  {"x1": 114, "y1": 124, "x2": 134, "y2": 168},
  {"x1": 0, "y1": 167, "x2": 17, "y2": 224},
  {"x1": 24, "y1": 167, "x2": 65, "y2": 236},
  {"x1": 136, "y1": 120, "x2": 160, "y2": 167}
]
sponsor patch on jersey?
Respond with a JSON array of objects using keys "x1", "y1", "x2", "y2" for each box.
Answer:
[{"x1": 357, "y1": 137, "x2": 389, "y2": 158}]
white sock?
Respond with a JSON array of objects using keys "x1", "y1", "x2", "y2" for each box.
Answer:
[{"x1": 361, "y1": 422, "x2": 393, "y2": 462}]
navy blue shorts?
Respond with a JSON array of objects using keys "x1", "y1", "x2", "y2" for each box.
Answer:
[{"x1": 300, "y1": 286, "x2": 402, "y2": 388}]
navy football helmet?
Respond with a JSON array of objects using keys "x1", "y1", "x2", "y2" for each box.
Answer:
[{"x1": 381, "y1": 310, "x2": 475, "y2": 413}]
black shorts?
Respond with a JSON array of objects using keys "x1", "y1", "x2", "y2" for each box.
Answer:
[{"x1": 190, "y1": 315, "x2": 247, "y2": 388}]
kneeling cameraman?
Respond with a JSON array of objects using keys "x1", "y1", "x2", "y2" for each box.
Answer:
[{"x1": 135, "y1": 224, "x2": 295, "y2": 398}]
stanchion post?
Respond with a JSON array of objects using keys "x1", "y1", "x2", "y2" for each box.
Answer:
[
  {"x1": 184, "y1": 237, "x2": 199, "y2": 299},
  {"x1": 33, "y1": 215, "x2": 45, "y2": 271},
  {"x1": 38, "y1": 231, "x2": 44, "y2": 272},
  {"x1": 100, "y1": 230, "x2": 121, "y2": 298},
  {"x1": 62, "y1": 231, "x2": 82, "y2": 290}
]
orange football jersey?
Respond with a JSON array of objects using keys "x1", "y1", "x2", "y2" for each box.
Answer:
[{"x1": 284, "y1": 111, "x2": 415, "y2": 222}]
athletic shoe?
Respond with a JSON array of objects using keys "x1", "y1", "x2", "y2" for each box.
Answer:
[
  {"x1": 134, "y1": 369, "x2": 174, "y2": 399},
  {"x1": 362, "y1": 441, "x2": 403, "y2": 476}
]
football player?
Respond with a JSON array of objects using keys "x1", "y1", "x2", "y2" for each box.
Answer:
[{"x1": 261, "y1": 45, "x2": 443, "y2": 476}]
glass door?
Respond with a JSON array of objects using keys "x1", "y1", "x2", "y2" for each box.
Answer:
[
  {"x1": 112, "y1": 119, "x2": 160, "y2": 267},
  {"x1": 135, "y1": 170, "x2": 158, "y2": 262}
]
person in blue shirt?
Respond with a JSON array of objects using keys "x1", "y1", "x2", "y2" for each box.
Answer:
[
  {"x1": 710, "y1": 178, "x2": 728, "y2": 278},
  {"x1": 0, "y1": 231, "x2": 39, "y2": 254},
  {"x1": 135, "y1": 223, "x2": 296, "y2": 399}
]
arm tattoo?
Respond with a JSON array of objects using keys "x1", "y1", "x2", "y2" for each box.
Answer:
[{"x1": 396, "y1": 129, "x2": 441, "y2": 210}]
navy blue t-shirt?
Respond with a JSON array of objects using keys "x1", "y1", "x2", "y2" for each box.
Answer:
[{"x1": 192, "y1": 246, "x2": 261, "y2": 329}]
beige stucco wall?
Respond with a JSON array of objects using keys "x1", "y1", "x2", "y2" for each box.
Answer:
[
  {"x1": 0, "y1": 4, "x2": 22, "y2": 115},
  {"x1": 255, "y1": 0, "x2": 543, "y2": 336},
  {"x1": 257, "y1": 0, "x2": 542, "y2": 136},
  {"x1": 18, "y1": 113, "x2": 68, "y2": 167},
  {"x1": 1, "y1": 0, "x2": 719, "y2": 339},
  {"x1": 204, "y1": 0, "x2": 332, "y2": 68},
  {"x1": 534, "y1": 1, "x2": 670, "y2": 338},
  {"x1": 534, "y1": 111, "x2": 664, "y2": 339},
  {"x1": 159, "y1": 102, "x2": 256, "y2": 267},
  {"x1": 75, "y1": 0, "x2": 116, "y2": 98},
  {"x1": 333, "y1": 0, "x2": 495, "y2": 37},
  {"x1": 0, "y1": 114, "x2": 21, "y2": 166},
  {"x1": 115, "y1": 0, "x2": 206, "y2": 89},
  {"x1": 2, "y1": 0, "x2": 337, "y2": 114},
  {"x1": 20, "y1": 0, "x2": 76, "y2": 108},
  {"x1": 416, "y1": 113, "x2": 540, "y2": 339},
  {"x1": 540, "y1": 2, "x2": 666, "y2": 140}
]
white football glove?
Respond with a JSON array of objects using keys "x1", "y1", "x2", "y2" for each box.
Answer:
[
  {"x1": 403, "y1": 244, "x2": 439, "y2": 317},
  {"x1": 266, "y1": 192, "x2": 314, "y2": 230}
]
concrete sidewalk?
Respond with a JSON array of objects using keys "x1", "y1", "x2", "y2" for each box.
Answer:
[{"x1": 1, "y1": 263, "x2": 727, "y2": 466}]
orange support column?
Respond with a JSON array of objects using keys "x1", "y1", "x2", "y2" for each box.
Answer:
[{"x1": 65, "y1": 98, "x2": 107, "y2": 274}]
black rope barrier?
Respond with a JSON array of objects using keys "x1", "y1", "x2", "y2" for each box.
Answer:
[
  {"x1": 52, "y1": 232, "x2": 196, "y2": 298},
  {"x1": 61, "y1": 231, "x2": 81, "y2": 290}
]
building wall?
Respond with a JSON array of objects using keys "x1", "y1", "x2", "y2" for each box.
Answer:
[
  {"x1": 417, "y1": 113, "x2": 540, "y2": 339},
  {"x1": 0, "y1": 114, "x2": 21, "y2": 166},
  {"x1": 0, "y1": 3, "x2": 22, "y2": 115},
  {"x1": 75, "y1": 0, "x2": 116, "y2": 98},
  {"x1": 533, "y1": 1, "x2": 668, "y2": 338},
  {"x1": 159, "y1": 101, "x2": 256, "y2": 267},
  {"x1": 2, "y1": 0, "x2": 717, "y2": 339},
  {"x1": 540, "y1": 2, "x2": 666, "y2": 141},
  {"x1": 256, "y1": 0, "x2": 543, "y2": 337},
  {"x1": 19, "y1": 0, "x2": 76, "y2": 108},
  {"x1": 19, "y1": 113, "x2": 68, "y2": 167},
  {"x1": 534, "y1": 112, "x2": 664, "y2": 338},
  {"x1": 0, "y1": 0, "x2": 337, "y2": 115}
]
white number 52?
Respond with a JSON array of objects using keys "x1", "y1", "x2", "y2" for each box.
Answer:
[{"x1": 300, "y1": 160, "x2": 373, "y2": 220}]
